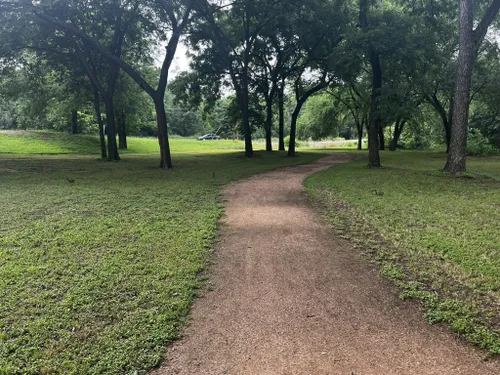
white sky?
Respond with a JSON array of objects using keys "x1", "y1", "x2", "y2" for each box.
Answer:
[{"x1": 154, "y1": 41, "x2": 191, "y2": 78}]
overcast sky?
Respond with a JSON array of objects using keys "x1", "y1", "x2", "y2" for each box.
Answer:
[{"x1": 166, "y1": 41, "x2": 191, "y2": 78}]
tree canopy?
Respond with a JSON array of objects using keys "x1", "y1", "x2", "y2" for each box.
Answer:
[{"x1": 0, "y1": 0, "x2": 499, "y2": 171}]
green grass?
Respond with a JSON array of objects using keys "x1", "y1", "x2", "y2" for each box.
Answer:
[
  {"x1": 306, "y1": 151, "x2": 500, "y2": 353},
  {"x1": 0, "y1": 137, "x2": 324, "y2": 374},
  {"x1": 0, "y1": 131, "x2": 252, "y2": 156}
]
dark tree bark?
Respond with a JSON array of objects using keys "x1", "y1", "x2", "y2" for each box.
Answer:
[
  {"x1": 117, "y1": 110, "x2": 127, "y2": 149},
  {"x1": 360, "y1": 0, "x2": 382, "y2": 168},
  {"x1": 356, "y1": 117, "x2": 365, "y2": 150},
  {"x1": 389, "y1": 119, "x2": 406, "y2": 151},
  {"x1": 378, "y1": 122, "x2": 385, "y2": 150},
  {"x1": 241, "y1": 16, "x2": 254, "y2": 158},
  {"x1": 75, "y1": 47, "x2": 120, "y2": 160},
  {"x1": 427, "y1": 93, "x2": 451, "y2": 152},
  {"x1": 357, "y1": 127, "x2": 363, "y2": 150},
  {"x1": 278, "y1": 79, "x2": 286, "y2": 151},
  {"x1": 445, "y1": 0, "x2": 500, "y2": 173},
  {"x1": 366, "y1": 51, "x2": 382, "y2": 167},
  {"x1": 154, "y1": 95, "x2": 173, "y2": 169},
  {"x1": 445, "y1": 0, "x2": 475, "y2": 173},
  {"x1": 103, "y1": 97, "x2": 119, "y2": 160},
  {"x1": 71, "y1": 110, "x2": 78, "y2": 134},
  {"x1": 264, "y1": 95, "x2": 273, "y2": 151},
  {"x1": 288, "y1": 103, "x2": 303, "y2": 157},
  {"x1": 92, "y1": 87, "x2": 107, "y2": 158}
]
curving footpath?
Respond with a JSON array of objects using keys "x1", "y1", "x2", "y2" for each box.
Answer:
[{"x1": 152, "y1": 154, "x2": 499, "y2": 375}]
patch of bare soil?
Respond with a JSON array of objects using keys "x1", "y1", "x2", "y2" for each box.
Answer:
[{"x1": 152, "y1": 154, "x2": 499, "y2": 375}]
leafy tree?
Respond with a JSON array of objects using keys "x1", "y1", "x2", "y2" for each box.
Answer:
[{"x1": 24, "y1": 0, "x2": 196, "y2": 168}]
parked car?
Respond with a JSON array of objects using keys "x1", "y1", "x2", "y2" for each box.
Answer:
[{"x1": 198, "y1": 134, "x2": 221, "y2": 140}]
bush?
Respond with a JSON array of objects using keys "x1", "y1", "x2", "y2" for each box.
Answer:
[{"x1": 467, "y1": 130, "x2": 498, "y2": 156}]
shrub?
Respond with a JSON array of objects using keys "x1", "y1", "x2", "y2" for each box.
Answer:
[{"x1": 467, "y1": 130, "x2": 498, "y2": 156}]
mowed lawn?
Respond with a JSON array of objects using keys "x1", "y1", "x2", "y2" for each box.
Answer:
[
  {"x1": 0, "y1": 134, "x2": 324, "y2": 374},
  {"x1": 0, "y1": 130, "x2": 248, "y2": 155},
  {"x1": 306, "y1": 151, "x2": 500, "y2": 353}
]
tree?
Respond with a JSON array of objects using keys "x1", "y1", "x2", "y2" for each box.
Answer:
[
  {"x1": 445, "y1": 0, "x2": 500, "y2": 173},
  {"x1": 284, "y1": 0, "x2": 349, "y2": 156},
  {"x1": 359, "y1": 0, "x2": 383, "y2": 167},
  {"x1": 191, "y1": 0, "x2": 294, "y2": 157},
  {"x1": 27, "y1": 0, "x2": 195, "y2": 168}
]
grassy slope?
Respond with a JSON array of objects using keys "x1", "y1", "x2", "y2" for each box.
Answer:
[
  {"x1": 0, "y1": 131, "x2": 248, "y2": 155},
  {"x1": 0, "y1": 134, "x2": 324, "y2": 374},
  {"x1": 306, "y1": 151, "x2": 500, "y2": 353}
]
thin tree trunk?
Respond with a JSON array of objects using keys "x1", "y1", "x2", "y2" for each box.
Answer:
[
  {"x1": 378, "y1": 122, "x2": 385, "y2": 150},
  {"x1": 288, "y1": 79, "x2": 328, "y2": 157},
  {"x1": 389, "y1": 120, "x2": 406, "y2": 151},
  {"x1": 360, "y1": 0, "x2": 382, "y2": 167},
  {"x1": 288, "y1": 106, "x2": 301, "y2": 156},
  {"x1": 241, "y1": 61, "x2": 253, "y2": 158},
  {"x1": 92, "y1": 87, "x2": 107, "y2": 159},
  {"x1": 357, "y1": 120, "x2": 363, "y2": 150},
  {"x1": 265, "y1": 96, "x2": 273, "y2": 152},
  {"x1": 278, "y1": 80, "x2": 285, "y2": 151},
  {"x1": 118, "y1": 110, "x2": 127, "y2": 149},
  {"x1": 154, "y1": 95, "x2": 172, "y2": 169},
  {"x1": 71, "y1": 110, "x2": 78, "y2": 134},
  {"x1": 445, "y1": 0, "x2": 474, "y2": 173},
  {"x1": 428, "y1": 94, "x2": 451, "y2": 153},
  {"x1": 103, "y1": 98, "x2": 119, "y2": 160},
  {"x1": 367, "y1": 50, "x2": 382, "y2": 167}
]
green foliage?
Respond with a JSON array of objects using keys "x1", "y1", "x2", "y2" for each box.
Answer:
[
  {"x1": 466, "y1": 130, "x2": 498, "y2": 156},
  {"x1": 297, "y1": 93, "x2": 342, "y2": 141},
  {"x1": 283, "y1": 135, "x2": 306, "y2": 149},
  {"x1": 0, "y1": 140, "x2": 323, "y2": 374},
  {"x1": 306, "y1": 151, "x2": 500, "y2": 353}
]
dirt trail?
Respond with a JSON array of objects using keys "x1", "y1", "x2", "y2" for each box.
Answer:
[{"x1": 153, "y1": 154, "x2": 499, "y2": 375}]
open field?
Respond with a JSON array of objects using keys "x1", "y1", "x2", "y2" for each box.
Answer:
[
  {"x1": 0, "y1": 131, "x2": 251, "y2": 155},
  {"x1": 0, "y1": 131, "x2": 364, "y2": 156},
  {"x1": 306, "y1": 151, "x2": 500, "y2": 353},
  {"x1": 2, "y1": 131, "x2": 499, "y2": 374},
  {"x1": 0, "y1": 135, "x2": 324, "y2": 374}
]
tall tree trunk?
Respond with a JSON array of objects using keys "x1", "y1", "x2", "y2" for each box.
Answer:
[
  {"x1": 288, "y1": 101, "x2": 304, "y2": 157},
  {"x1": 288, "y1": 78, "x2": 328, "y2": 157},
  {"x1": 241, "y1": 61, "x2": 253, "y2": 158},
  {"x1": 445, "y1": 0, "x2": 475, "y2": 173},
  {"x1": 360, "y1": 0, "x2": 382, "y2": 167},
  {"x1": 357, "y1": 120, "x2": 363, "y2": 150},
  {"x1": 71, "y1": 110, "x2": 78, "y2": 134},
  {"x1": 118, "y1": 110, "x2": 127, "y2": 149},
  {"x1": 92, "y1": 87, "x2": 107, "y2": 159},
  {"x1": 278, "y1": 80, "x2": 285, "y2": 151},
  {"x1": 367, "y1": 50, "x2": 382, "y2": 167},
  {"x1": 378, "y1": 122, "x2": 385, "y2": 150},
  {"x1": 389, "y1": 120, "x2": 406, "y2": 151},
  {"x1": 103, "y1": 98, "x2": 119, "y2": 161},
  {"x1": 265, "y1": 96, "x2": 273, "y2": 152},
  {"x1": 288, "y1": 98, "x2": 307, "y2": 156},
  {"x1": 428, "y1": 93, "x2": 451, "y2": 153},
  {"x1": 154, "y1": 95, "x2": 172, "y2": 169}
]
